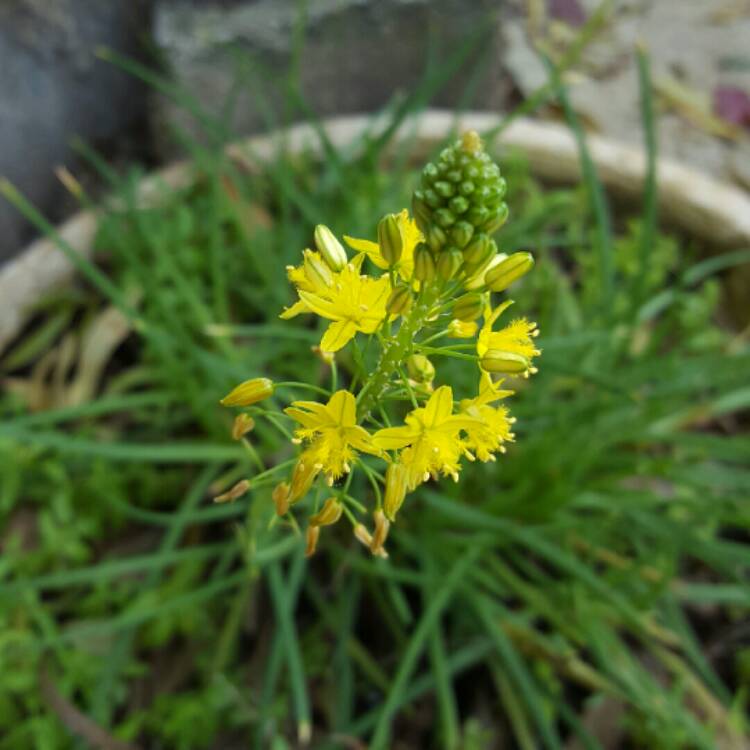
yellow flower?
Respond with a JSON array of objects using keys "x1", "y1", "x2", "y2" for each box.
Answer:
[
  {"x1": 477, "y1": 302, "x2": 540, "y2": 377},
  {"x1": 291, "y1": 263, "x2": 390, "y2": 352},
  {"x1": 285, "y1": 390, "x2": 380, "y2": 483},
  {"x1": 280, "y1": 249, "x2": 333, "y2": 320},
  {"x1": 459, "y1": 373, "x2": 515, "y2": 462},
  {"x1": 373, "y1": 386, "x2": 480, "y2": 490},
  {"x1": 345, "y1": 209, "x2": 422, "y2": 283}
]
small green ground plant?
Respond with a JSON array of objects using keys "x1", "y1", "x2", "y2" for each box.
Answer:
[{"x1": 1, "y1": 31, "x2": 749, "y2": 750}]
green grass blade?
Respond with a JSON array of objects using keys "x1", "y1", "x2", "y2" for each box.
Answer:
[{"x1": 368, "y1": 540, "x2": 485, "y2": 750}]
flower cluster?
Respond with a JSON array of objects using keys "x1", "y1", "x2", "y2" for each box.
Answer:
[{"x1": 220, "y1": 132, "x2": 540, "y2": 557}]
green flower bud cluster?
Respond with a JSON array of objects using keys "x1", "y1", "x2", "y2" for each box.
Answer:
[{"x1": 412, "y1": 131, "x2": 508, "y2": 281}]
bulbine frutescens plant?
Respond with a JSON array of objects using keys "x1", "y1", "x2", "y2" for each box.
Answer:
[{"x1": 220, "y1": 132, "x2": 539, "y2": 557}]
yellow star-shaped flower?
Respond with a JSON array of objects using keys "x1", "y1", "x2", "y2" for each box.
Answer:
[
  {"x1": 459, "y1": 373, "x2": 515, "y2": 462},
  {"x1": 285, "y1": 390, "x2": 380, "y2": 483},
  {"x1": 477, "y1": 302, "x2": 540, "y2": 376},
  {"x1": 344, "y1": 209, "x2": 422, "y2": 283},
  {"x1": 288, "y1": 263, "x2": 390, "y2": 353},
  {"x1": 280, "y1": 249, "x2": 334, "y2": 320},
  {"x1": 373, "y1": 386, "x2": 480, "y2": 490}
]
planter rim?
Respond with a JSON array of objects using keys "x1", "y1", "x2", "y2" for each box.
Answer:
[{"x1": 2, "y1": 109, "x2": 749, "y2": 354}]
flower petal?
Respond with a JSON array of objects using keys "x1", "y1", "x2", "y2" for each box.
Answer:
[
  {"x1": 279, "y1": 299, "x2": 310, "y2": 319},
  {"x1": 284, "y1": 407, "x2": 326, "y2": 429},
  {"x1": 326, "y1": 390, "x2": 356, "y2": 426},
  {"x1": 298, "y1": 291, "x2": 344, "y2": 321},
  {"x1": 344, "y1": 235, "x2": 388, "y2": 269},
  {"x1": 346, "y1": 425, "x2": 381, "y2": 455},
  {"x1": 477, "y1": 373, "x2": 513, "y2": 405},
  {"x1": 485, "y1": 299, "x2": 514, "y2": 327},
  {"x1": 423, "y1": 385, "x2": 454, "y2": 428},
  {"x1": 320, "y1": 320, "x2": 357, "y2": 353},
  {"x1": 286, "y1": 400, "x2": 333, "y2": 427},
  {"x1": 373, "y1": 426, "x2": 419, "y2": 450},
  {"x1": 434, "y1": 415, "x2": 484, "y2": 433}
]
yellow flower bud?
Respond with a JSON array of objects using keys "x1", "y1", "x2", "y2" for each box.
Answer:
[
  {"x1": 387, "y1": 285, "x2": 413, "y2": 316},
  {"x1": 482, "y1": 203, "x2": 510, "y2": 235},
  {"x1": 437, "y1": 247, "x2": 463, "y2": 280},
  {"x1": 406, "y1": 354, "x2": 435, "y2": 384},
  {"x1": 309, "y1": 497, "x2": 343, "y2": 527},
  {"x1": 448, "y1": 319, "x2": 478, "y2": 338},
  {"x1": 314, "y1": 224, "x2": 347, "y2": 271},
  {"x1": 426, "y1": 224, "x2": 447, "y2": 252},
  {"x1": 231, "y1": 413, "x2": 256, "y2": 440},
  {"x1": 288, "y1": 458, "x2": 319, "y2": 504},
  {"x1": 377, "y1": 213, "x2": 403, "y2": 266},
  {"x1": 272, "y1": 482, "x2": 290, "y2": 516},
  {"x1": 450, "y1": 220, "x2": 474, "y2": 249},
  {"x1": 453, "y1": 293, "x2": 484, "y2": 322},
  {"x1": 480, "y1": 350, "x2": 530, "y2": 374},
  {"x1": 461, "y1": 130, "x2": 482, "y2": 155},
  {"x1": 370, "y1": 509, "x2": 390, "y2": 556},
  {"x1": 213, "y1": 479, "x2": 250, "y2": 504},
  {"x1": 413, "y1": 243, "x2": 436, "y2": 282},
  {"x1": 485, "y1": 252, "x2": 534, "y2": 292},
  {"x1": 302, "y1": 248, "x2": 333, "y2": 289},
  {"x1": 305, "y1": 525, "x2": 320, "y2": 557},
  {"x1": 383, "y1": 462, "x2": 408, "y2": 521},
  {"x1": 464, "y1": 253, "x2": 506, "y2": 291},
  {"x1": 220, "y1": 377, "x2": 274, "y2": 407},
  {"x1": 412, "y1": 194, "x2": 431, "y2": 232},
  {"x1": 463, "y1": 233, "x2": 493, "y2": 267}
]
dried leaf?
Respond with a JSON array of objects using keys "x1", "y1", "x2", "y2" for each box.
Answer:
[
  {"x1": 0, "y1": 306, "x2": 74, "y2": 373},
  {"x1": 65, "y1": 305, "x2": 132, "y2": 407},
  {"x1": 654, "y1": 74, "x2": 744, "y2": 140}
]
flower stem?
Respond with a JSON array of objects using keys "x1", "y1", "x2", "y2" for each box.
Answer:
[{"x1": 356, "y1": 286, "x2": 437, "y2": 422}]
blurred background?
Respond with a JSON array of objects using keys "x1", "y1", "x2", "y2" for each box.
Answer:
[
  {"x1": 3, "y1": 0, "x2": 749, "y2": 264},
  {"x1": 1, "y1": 1, "x2": 749, "y2": 749}
]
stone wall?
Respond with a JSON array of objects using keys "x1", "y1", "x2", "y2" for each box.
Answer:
[
  {"x1": 152, "y1": 0, "x2": 507, "y2": 154},
  {"x1": 0, "y1": 0, "x2": 150, "y2": 263},
  {"x1": 0, "y1": 0, "x2": 511, "y2": 265}
]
